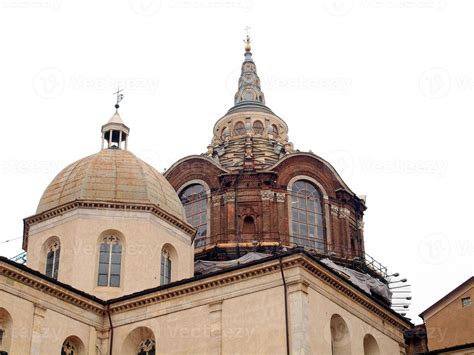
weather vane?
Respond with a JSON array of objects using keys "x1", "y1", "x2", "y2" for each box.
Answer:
[
  {"x1": 244, "y1": 26, "x2": 251, "y2": 44},
  {"x1": 113, "y1": 86, "x2": 124, "y2": 112},
  {"x1": 244, "y1": 26, "x2": 251, "y2": 52}
]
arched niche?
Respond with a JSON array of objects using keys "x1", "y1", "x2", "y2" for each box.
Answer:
[
  {"x1": 0, "y1": 308, "x2": 13, "y2": 354},
  {"x1": 60, "y1": 335, "x2": 85, "y2": 355},
  {"x1": 363, "y1": 334, "x2": 381, "y2": 355},
  {"x1": 121, "y1": 326, "x2": 156, "y2": 355},
  {"x1": 330, "y1": 314, "x2": 351, "y2": 355}
]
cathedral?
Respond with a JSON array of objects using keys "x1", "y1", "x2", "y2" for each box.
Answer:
[{"x1": 0, "y1": 37, "x2": 412, "y2": 354}]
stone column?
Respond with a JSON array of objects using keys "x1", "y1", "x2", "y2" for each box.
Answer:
[
  {"x1": 260, "y1": 190, "x2": 274, "y2": 241},
  {"x1": 224, "y1": 192, "x2": 236, "y2": 242},
  {"x1": 288, "y1": 281, "x2": 310, "y2": 355},
  {"x1": 29, "y1": 304, "x2": 46, "y2": 355},
  {"x1": 276, "y1": 192, "x2": 287, "y2": 244},
  {"x1": 211, "y1": 195, "x2": 222, "y2": 244},
  {"x1": 209, "y1": 300, "x2": 223, "y2": 355}
]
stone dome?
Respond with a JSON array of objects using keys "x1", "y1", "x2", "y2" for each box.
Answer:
[{"x1": 36, "y1": 148, "x2": 185, "y2": 219}]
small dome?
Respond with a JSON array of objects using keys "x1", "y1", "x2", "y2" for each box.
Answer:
[{"x1": 36, "y1": 149, "x2": 185, "y2": 219}]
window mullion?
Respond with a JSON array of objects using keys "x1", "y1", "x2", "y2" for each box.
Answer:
[{"x1": 107, "y1": 245, "x2": 112, "y2": 286}]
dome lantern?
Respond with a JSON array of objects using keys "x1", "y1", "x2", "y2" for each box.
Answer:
[
  {"x1": 101, "y1": 88, "x2": 129, "y2": 150},
  {"x1": 101, "y1": 112, "x2": 130, "y2": 150}
]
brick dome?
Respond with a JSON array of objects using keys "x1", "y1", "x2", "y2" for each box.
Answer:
[{"x1": 36, "y1": 148, "x2": 185, "y2": 219}]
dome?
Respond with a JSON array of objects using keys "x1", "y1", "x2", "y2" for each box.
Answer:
[{"x1": 36, "y1": 149, "x2": 185, "y2": 220}]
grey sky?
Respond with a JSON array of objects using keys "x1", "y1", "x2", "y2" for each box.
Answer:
[{"x1": 1, "y1": 0, "x2": 472, "y2": 323}]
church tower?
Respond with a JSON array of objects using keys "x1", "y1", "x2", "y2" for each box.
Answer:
[{"x1": 164, "y1": 37, "x2": 370, "y2": 278}]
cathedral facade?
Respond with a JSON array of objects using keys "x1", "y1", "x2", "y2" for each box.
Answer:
[{"x1": 0, "y1": 39, "x2": 411, "y2": 354}]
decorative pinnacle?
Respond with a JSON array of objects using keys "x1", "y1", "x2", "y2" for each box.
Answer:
[
  {"x1": 244, "y1": 26, "x2": 251, "y2": 52},
  {"x1": 113, "y1": 86, "x2": 124, "y2": 112}
]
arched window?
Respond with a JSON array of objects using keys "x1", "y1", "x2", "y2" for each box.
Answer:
[
  {"x1": 45, "y1": 241, "x2": 60, "y2": 280},
  {"x1": 234, "y1": 121, "x2": 245, "y2": 136},
  {"x1": 242, "y1": 216, "x2": 256, "y2": 235},
  {"x1": 221, "y1": 126, "x2": 229, "y2": 140},
  {"x1": 60, "y1": 336, "x2": 84, "y2": 355},
  {"x1": 61, "y1": 340, "x2": 77, "y2": 355},
  {"x1": 97, "y1": 235, "x2": 122, "y2": 287},
  {"x1": 363, "y1": 334, "x2": 380, "y2": 355},
  {"x1": 138, "y1": 339, "x2": 156, "y2": 355},
  {"x1": 179, "y1": 184, "x2": 208, "y2": 248},
  {"x1": 272, "y1": 124, "x2": 279, "y2": 137},
  {"x1": 160, "y1": 249, "x2": 172, "y2": 286},
  {"x1": 252, "y1": 120, "x2": 264, "y2": 135},
  {"x1": 330, "y1": 314, "x2": 351, "y2": 355},
  {"x1": 0, "y1": 308, "x2": 13, "y2": 354},
  {"x1": 291, "y1": 180, "x2": 325, "y2": 251},
  {"x1": 122, "y1": 327, "x2": 156, "y2": 354}
]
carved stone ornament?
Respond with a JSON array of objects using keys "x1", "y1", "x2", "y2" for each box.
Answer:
[
  {"x1": 276, "y1": 192, "x2": 286, "y2": 203},
  {"x1": 260, "y1": 190, "x2": 274, "y2": 201}
]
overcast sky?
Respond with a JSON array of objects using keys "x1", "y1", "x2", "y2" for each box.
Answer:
[{"x1": 1, "y1": 0, "x2": 473, "y2": 323}]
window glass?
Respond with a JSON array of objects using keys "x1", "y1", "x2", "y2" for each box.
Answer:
[
  {"x1": 291, "y1": 180, "x2": 325, "y2": 252},
  {"x1": 253, "y1": 120, "x2": 264, "y2": 134},
  {"x1": 234, "y1": 121, "x2": 245, "y2": 135},
  {"x1": 179, "y1": 184, "x2": 208, "y2": 248},
  {"x1": 45, "y1": 241, "x2": 60, "y2": 280},
  {"x1": 97, "y1": 236, "x2": 121, "y2": 287}
]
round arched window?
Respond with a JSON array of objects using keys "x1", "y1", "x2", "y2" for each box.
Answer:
[
  {"x1": 272, "y1": 124, "x2": 279, "y2": 137},
  {"x1": 291, "y1": 180, "x2": 325, "y2": 251},
  {"x1": 252, "y1": 120, "x2": 264, "y2": 135},
  {"x1": 179, "y1": 184, "x2": 208, "y2": 248},
  {"x1": 234, "y1": 121, "x2": 245, "y2": 136},
  {"x1": 138, "y1": 339, "x2": 156, "y2": 355}
]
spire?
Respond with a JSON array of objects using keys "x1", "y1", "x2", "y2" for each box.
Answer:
[
  {"x1": 234, "y1": 30, "x2": 266, "y2": 106},
  {"x1": 101, "y1": 88, "x2": 130, "y2": 150}
]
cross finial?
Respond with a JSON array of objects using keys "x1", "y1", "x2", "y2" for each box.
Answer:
[
  {"x1": 113, "y1": 86, "x2": 124, "y2": 112},
  {"x1": 243, "y1": 26, "x2": 251, "y2": 52}
]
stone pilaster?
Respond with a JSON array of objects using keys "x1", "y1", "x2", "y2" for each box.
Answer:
[
  {"x1": 288, "y1": 281, "x2": 310, "y2": 355},
  {"x1": 29, "y1": 304, "x2": 46, "y2": 355},
  {"x1": 209, "y1": 300, "x2": 223, "y2": 355}
]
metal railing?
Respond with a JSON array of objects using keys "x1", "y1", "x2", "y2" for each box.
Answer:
[
  {"x1": 195, "y1": 234, "x2": 390, "y2": 280},
  {"x1": 9, "y1": 251, "x2": 27, "y2": 264}
]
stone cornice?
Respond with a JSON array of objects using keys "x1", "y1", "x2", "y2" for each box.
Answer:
[
  {"x1": 23, "y1": 199, "x2": 195, "y2": 249},
  {"x1": 0, "y1": 260, "x2": 105, "y2": 315},
  {"x1": 1, "y1": 252, "x2": 411, "y2": 332},
  {"x1": 107, "y1": 254, "x2": 411, "y2": 332},
  {"x1": 296, "y1": 256, "x2": 412, "y2": 331}
]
